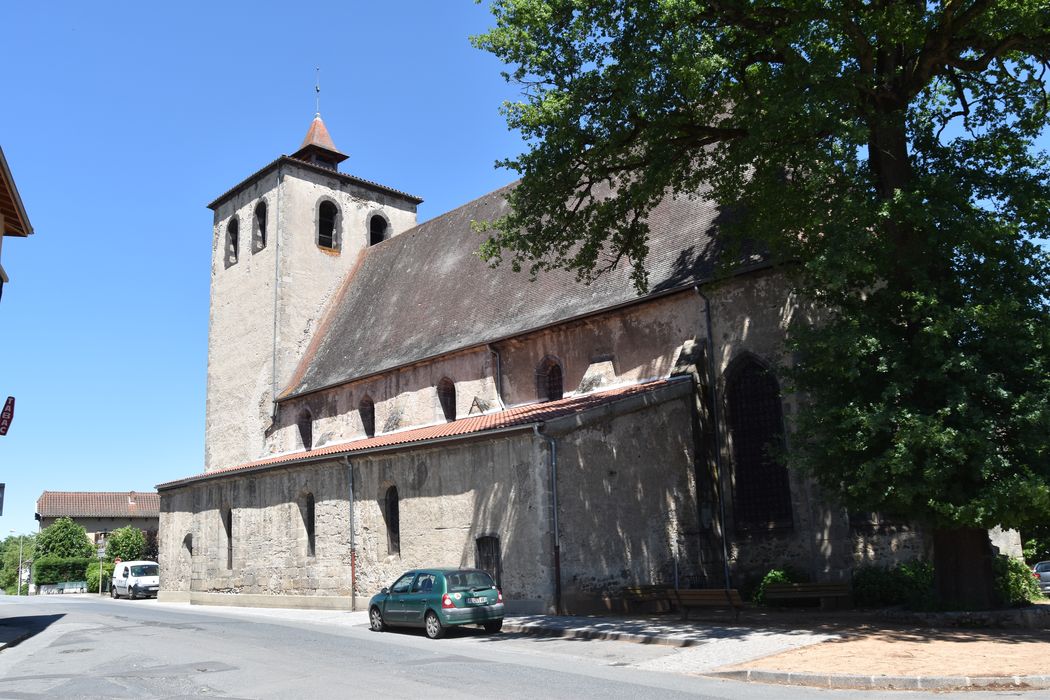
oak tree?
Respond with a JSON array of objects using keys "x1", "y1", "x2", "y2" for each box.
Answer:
[{"x1": 475, "y1": 0, "x2": 1050, "y2": 606}]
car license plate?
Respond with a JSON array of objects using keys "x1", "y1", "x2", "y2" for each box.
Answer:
[{"x1": 467, "y1": 597, "x2": 486, "y2": 605}]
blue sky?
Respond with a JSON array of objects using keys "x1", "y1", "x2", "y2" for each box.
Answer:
[{"x1": 0, "y1": 1, "x2": 523, "y2": 535}]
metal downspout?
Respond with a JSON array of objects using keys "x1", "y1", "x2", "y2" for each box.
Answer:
[
  {"x1": 488, "y1": 344, "x2": 507, "y2": 410},
  {"x1": 344, "y1": 456, "x2": 356, "y2": 611},
  {"x1": 694, "y1": 286, "x2": 733, "y2": 590},
  {"x1": 533, "y1": 424, "x2": 561, "y2": 614},
  {"x1": 271, "y1": 164, "x2": 284, "y2": 422}
]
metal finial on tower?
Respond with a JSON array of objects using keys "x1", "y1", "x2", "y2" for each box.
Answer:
[{"x1": 315, "y1": 67, "x2": 321, "y2": 115}]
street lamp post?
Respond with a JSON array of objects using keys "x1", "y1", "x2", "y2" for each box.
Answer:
[{"x1": 9, "y1": 530, "x2": 24, "y2": 596}]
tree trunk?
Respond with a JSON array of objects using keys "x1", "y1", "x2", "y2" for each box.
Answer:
[{"x1": 933, "y1": 527, "x2": 997, "y2": 609}]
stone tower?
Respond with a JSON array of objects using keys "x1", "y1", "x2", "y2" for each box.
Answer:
[{"x1": 204, "y1": 115, "x2": 422, "y2": 471}]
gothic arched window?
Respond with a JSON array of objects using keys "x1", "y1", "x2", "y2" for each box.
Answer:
[
  {"x1": 437, "y1": 377, "x2": 456, "y2": 422},
  {"x1": 725, "y1": 355, "x2": 793, "y2": 532}
]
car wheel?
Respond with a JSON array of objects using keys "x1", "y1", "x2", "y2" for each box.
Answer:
[
  {"x1": 110, "y1": 586, "x2": 118, "y2": 599},
  {"x1": 129, "y1": 586, "x2": 137, "y2": 600},
  {"x1": 424, "y1": 611, "x2": 445, "y2": 639},
  {"x1": 369, "y1": 607, "x2": 385, "y2": 632},
  {"x1": 483, "y1": 620, "x2": 503, "y2": 634}
]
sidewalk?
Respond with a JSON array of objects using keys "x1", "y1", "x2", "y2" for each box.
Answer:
[{"x1": 502, "y1": 605, "x2": 1050, "y2": 691}]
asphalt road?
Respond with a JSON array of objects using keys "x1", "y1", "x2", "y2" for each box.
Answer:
[{"x1": 0, "y1": 596, "x2": 1042, "y2": 699}]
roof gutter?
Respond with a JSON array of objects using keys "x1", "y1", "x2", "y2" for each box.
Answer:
[
  {"x1": 157, "y1": 422, "x2": 539, "y2": 492},
  {"x1": 278, "y1": 261, "x2": 776, "y2": 404}
]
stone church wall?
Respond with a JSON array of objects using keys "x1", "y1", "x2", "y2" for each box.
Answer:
[{"x1": 551, "y1": 380, "x2": 702, "y2": 613}]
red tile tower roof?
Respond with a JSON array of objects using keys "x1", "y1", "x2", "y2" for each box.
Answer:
[{"x1": 36, "y1": 491, "x2": 160, "y2": 519}]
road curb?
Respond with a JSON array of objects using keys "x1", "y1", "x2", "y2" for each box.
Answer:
[
  {"x1": 706, "y1": 669, "x2": 1050, "y2": 690},
  {"x1": 501, "y1": 621, "x2": 701, "y2": 648}
]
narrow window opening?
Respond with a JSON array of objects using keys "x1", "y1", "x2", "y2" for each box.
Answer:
[
  {"x1": 303, "y1": 493, "x2": 316, "y2": 557},
  {"x1": 384, "y1": 485, "x2": 400, "y2": 556},
  {"x1": 224, "y1": 508, "x2": 233, "y2": 570},
  {"x1": 369, "y1": 215, "x2": 388, "y2": 246},
  {"x1": 297, "y1": 410, "x2": 313, "y2": 450},
  {"x1": 536, "y1": 357, "x2": 564, "y2": 402},
  {"x1": 726, "y1": 356, "x2": 793, "y2": 532},
  {"x1": 437, "y1": 377, "x2": 456, "y2": 422},
  {"x1": 253, "y1": 201, "x2": 267, "y2": 252},
  {"x1": 225, "y1": 218, "x2": 239, "y2": 267},
  {"x1": 318, "y1": 201, "x2": 339, "y2": 249},
  {"x1": 360, "y1": 396, "x2": 375, "y2": 438}
]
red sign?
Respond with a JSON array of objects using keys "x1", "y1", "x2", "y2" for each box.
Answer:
[{"x1": 0, "y1": 397, "x2": 13, "y2": 436}]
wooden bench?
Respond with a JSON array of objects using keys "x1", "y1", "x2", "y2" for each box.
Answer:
[
  {"x1": 763, "y1": 582, "x2": 852, "y2": 609},
  {"x1": 620, "y1": 585, "x2": 675, "y2": 612},
  {"x1": 672, "y1": 588, "x2": 744, "y2": 621}
]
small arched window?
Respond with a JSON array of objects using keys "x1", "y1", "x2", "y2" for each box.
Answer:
[
  {"x1": 437, "y1": 377, "x2": 456, "y2": 422},
  {"x1": 318, "y1": 200, "x2": 339, "y2": 250},
  {"x1": 725, "y1": 355, "x2": 792, "y2": 532},
  {"x1": 303, "y1": 492, "x2": 316, "y2": 556},
  {"x1": 253, "y1": 201, "x2": 267, "y2": 252},
  {"x1": 225, "y1": 218, "x2": 239, "y2": 268},
  {"x1": 384, "y1": 485, "x2": 400, "y2": 556},
  {"x1": 536, "y1": 356, "x2": 564, "y2": 402},
  {"x1": 369, "y1": 215, "x2": 388, "y2": 246},
  {"x1": 360, "y1": 396, "x2": 376, "y2": 438},
  {"x1": 297, "y1": 409, "x2": 313, "y2": 451}
]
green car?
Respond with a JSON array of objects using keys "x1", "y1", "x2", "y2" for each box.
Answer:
[{"x1": 368, "y1": 568, "x2": 505, "y2": 639}]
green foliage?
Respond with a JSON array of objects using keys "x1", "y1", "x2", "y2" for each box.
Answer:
[
  {"x1": 752, "y1": 568, "x2": 794, "y2": 605},
  {"x1": 1022, "y1": 525, "x2": 1050, "y2": 564},
  {"x1": 853, "y1": 560, "x2": 934, "y2": 609},
  {"x1": 33, "y1": 556, "x2": 92, "y2": 586},
  {"x1": 106, "y1": 526, "x2": 146, "y2": 562},
  {"x1": 474, "y1": 1, "x2": 1050, "y2": 536},
  {"x1": 1, "y1": 534, "x2": 36, "y2": 595},
  {"x1": 85, "y1": 561, "x2": 115, "y2": 594},
  {"x1": 36, "y1": 517, "x2": 94, "y2": 559},
  {"x1": 992, "y1": 555, "x2": 1044, "y2": 607}
]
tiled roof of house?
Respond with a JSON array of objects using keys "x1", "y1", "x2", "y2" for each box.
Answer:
[
  {"x1": 159, "y1": 378, "x2": 684, "y2": 490},
  {"x1": 282, "y1": 183, "x2": 759, "y2": 399},
  {"x1": 36, "y1": 491, "x2": 160, "y2": 518}
]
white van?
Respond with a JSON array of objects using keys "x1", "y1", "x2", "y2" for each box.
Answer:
[{"x1": 111, "y1": 560, "x2": 160, "y2": 599}]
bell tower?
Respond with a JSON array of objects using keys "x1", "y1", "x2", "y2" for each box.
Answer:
[{"x1": 203, "y1": 115, "x2": 422, "y2": 471}]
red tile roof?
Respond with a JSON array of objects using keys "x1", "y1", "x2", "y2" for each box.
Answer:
[
  {"x1": 36, "y1": 491, "x2": 160, "y2": 518},
  {"x1": 158, "y1": 379, "x2": 681, "y2": 490}
]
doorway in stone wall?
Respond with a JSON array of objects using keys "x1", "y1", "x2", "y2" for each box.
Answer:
[{"x1": 475, "y1": 535, "x2": 502, "y2": 588}]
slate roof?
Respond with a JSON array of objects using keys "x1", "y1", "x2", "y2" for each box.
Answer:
[
  {"x1": 36, "y1": 491, "x2": 160, "y2": 519},
  {"x1": 159, "y1": 378, "x2": 683, "y2": 490},
  {"x1": 283, "y1": 184, "x2": 756, "y2": 399}
]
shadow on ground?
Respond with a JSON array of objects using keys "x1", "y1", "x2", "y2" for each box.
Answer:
[{"x1": 0, "y1": 614, "x2": 65, "y2": 649}]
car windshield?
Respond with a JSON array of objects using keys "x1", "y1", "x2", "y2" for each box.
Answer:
[
  {"x1": 130, "y1": 565, "x2": 158, "y2": 577},
  {"x1": 445, "y1": 570, "x2": 495, "y2": 592},
  {"x1": 1036, "y1": 563, "x2": 1050, "y2": 573}
]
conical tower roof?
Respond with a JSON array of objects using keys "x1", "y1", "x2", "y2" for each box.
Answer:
[{"x1": 291, "y1": 113, "x2": 348, "y2": 170}]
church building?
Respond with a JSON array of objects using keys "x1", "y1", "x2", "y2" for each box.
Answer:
[{"x1": 156, "y1": 115, "x2": 930, "y2": 612}]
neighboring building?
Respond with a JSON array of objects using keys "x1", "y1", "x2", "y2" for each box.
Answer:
[
  {"x1": 36, "y1": 491, "x2": 160, "y2": 545},
  {"x1": 0, "y1": 145, "x2": 34, "y2": 303},
  {"x1": 157, "y1": 114, "x2": 935, "y2": 613}
]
